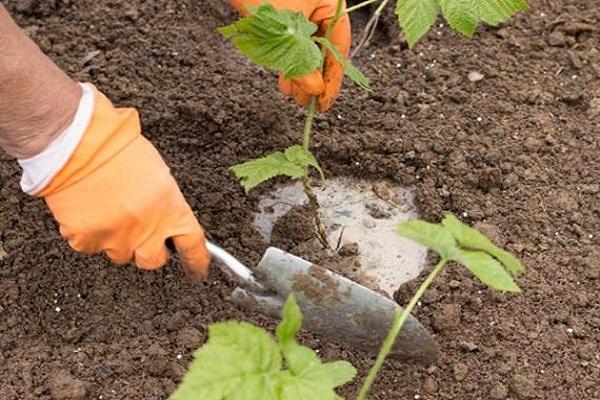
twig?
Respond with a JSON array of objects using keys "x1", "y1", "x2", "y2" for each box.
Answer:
[{"x1": 351, "y1": 0, "x2": 391, "y2": 57}]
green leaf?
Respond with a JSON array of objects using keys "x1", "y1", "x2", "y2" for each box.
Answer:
[
  {"x1": 344, "y1": 62, "x2": 371, "y2": 90},
  {"x1": 313, "y1": 37, "x2": 371, "y2": 90},
  {"x1": 284, "y1": 145, "x2": 324, "y2": 180},
  {"x1": 230, "y1": 145, "x2": 323, "y2": 192},
  {"x1": 218, "y1": 4, "x2": 322, "y2": 78},
  {"x1": 276, "y1": 295, "x2": 303, "y2": 345},
  {"x1": 439, "y1": 0, "x2": 479, "y2": 37},
  {"x1": 172, "y1": 295, "x2": 355, "y2": 400},
  {"x1": 300, "y1": 361, "x2": 357, "y2": 388},
  {"x1": 275, "y1": 361, "x2": 356, "y2": 400},
  {"x1": 452, "y1": 250, "x2": 521, "y2": 292},
  {"x1": 395, "y1": 0, "x2": 439, "y2": 48},
  {"x1": 276, "y1": 296, "x2": 356, "y2": 386},
  {"x1": 442, "y1": 214, "x2": 525, "y2": 274},
  {"x1": 170, "y1": 322, "x2": 281, "y2": 400},
  {"x1": 476, "y1": 0, "x2": 528, "y2": 26},
  {"x1": 275, "y1": 372, "x2": 337, "y2": 400},
  {"x1": 397, "y1": 220, "x2": 458, "y2": 259}
]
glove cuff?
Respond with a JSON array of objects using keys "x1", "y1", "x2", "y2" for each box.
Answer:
[
  {"x1": 18, "y1": 83, "x2": 94, "y2": 195},
  {"x1": 29, "y1": 85, "x2": 141, "y2": 198}
]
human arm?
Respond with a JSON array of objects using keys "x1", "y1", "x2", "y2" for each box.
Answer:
[
  {"x1": 0, "y1": 4, "x2": 210, "y2": 279},
  {"x1": 0, "y1": 3, "x2": 80, "y2": 158}
]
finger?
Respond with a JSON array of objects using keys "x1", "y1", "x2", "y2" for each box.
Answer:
[
  {"x1": 319, "y1": 55, "x2": 345, "y2": 111},
  {"x1": 290, "y1": 83, "x2": 314, "y2": 107},
  {"x1": 60, "y1": 225, "x2": 102, "y2": 255},
  {"x1": 229, "y1": 0, "x2": 255, "y2": 15},
  {"x1": 278, "y1": 74, "x2": 314, "y2": 107},
  {"x1": 172, "y1": 226, "x2": 211, "y2": 283},
  {"x1": 65, "y1": 235, "x2": 101, "y2": 255},
  {"x1": 290, "y1": 71, "x2": 325, "y2": 96},
  {"x1": 318, "y1": 13, "x2": 352, "y2": 111},
  {"x1": 134, "y1": 234, "x2": 170, "y2": 270},
  {"x1": 105, "y1": 247, "x2": 134, "y2": 265},
  {"x1": 278, "y1": 74, "x2": 295, "y2": 97}
]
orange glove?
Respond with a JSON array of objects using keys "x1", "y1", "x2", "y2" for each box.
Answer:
[
  {"x1": 229, "y1": 0, "x2": 351, "y2": 111},
  {"x1": 28, "y1": 86, "x2": 210, "y2": 280}
]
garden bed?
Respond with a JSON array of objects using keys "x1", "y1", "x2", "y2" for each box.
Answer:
[{"x1": 0, "y1": 0, "x2": 598, "y2": 398}]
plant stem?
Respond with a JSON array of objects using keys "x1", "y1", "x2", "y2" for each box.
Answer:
[
  {"x1": 303, "y1": 179, "x2": 330, "y2": 247},
  {"x1": 300, "y1": 0, "x2": 345, "y2": 247},
  {"x1": 345, "y1": 0, "x2": 380, "y2": 14},
  {"x1": 303, "y1": 97, "x2": 318, "y2": 150},
  {"x1": 357, "y1": 258, "x2": 448, "y2": 400},
  {"x1": 351, "y1": 0, "x2": 391, "y2": 56}
]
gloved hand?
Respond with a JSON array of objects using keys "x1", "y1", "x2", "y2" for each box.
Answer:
[
  {"x1": 19, "y1": 84, "x2": 210, "y2": 280},
  {"x1": 229, "y1": 0, "x2": 351, "y2": 111}
]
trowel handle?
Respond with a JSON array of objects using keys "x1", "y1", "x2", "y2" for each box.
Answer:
[{"x1": 206, "y1": 242, "x2": 267, "y2": 293}]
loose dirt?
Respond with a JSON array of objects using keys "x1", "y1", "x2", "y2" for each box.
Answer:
[{"x1": 1, "y1": 0, "x2": 598, "y2": 399}]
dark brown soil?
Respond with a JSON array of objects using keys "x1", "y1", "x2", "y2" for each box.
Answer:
[{"x1": 1, "y1": 0, "x2": 599, "y2": 399}]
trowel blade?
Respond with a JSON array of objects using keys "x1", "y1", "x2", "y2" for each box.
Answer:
[{"x1": 231, "y1": 247, "x2": 438, "y2": 363}]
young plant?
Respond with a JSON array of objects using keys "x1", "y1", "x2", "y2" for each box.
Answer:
[
  {"x1": 172, "y1": 214, "x2": 525, "y2": 399},
  {"x1": 170, "y1": 295, "x2": 357, "y2": 400},
  {"x1": 357, "y1": 213, "x2": 524, "y2": 399},
  {"x1": 221, "y1": 0, "x2": 528, "y2": 245}
]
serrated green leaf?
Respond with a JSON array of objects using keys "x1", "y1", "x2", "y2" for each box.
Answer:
[
  {"x1": 301, "y1": 361, "x2": 357, "y2": 388},
  {"x1": 442, "y1": 214, "x2": 524, "y2": 274},
  {"x1": 276, "y1": 372, "x2": 338, "y2": 400},
  {"x1": 344, "y1": 62, "x2": 371, "y2": 90},
  {"x1": 230, "y1": 152, "x2": 305, "y2": 193},
  {"x1": 170, "y1": 322, "x2": 281, "y2": 400},
  {"x1": 452, "y1": 249, "x2": 521, "y2": 292},
  {"x1": 276, "y1": 295, "x2": 303, "y2": 346},
  {"x1": 275, "y1": 360, "x2": 355, "y2": 400},
  {"x1": 230, "y1": 145, "x2": 323, "y2": 192},
  {"x1": 219, "y1": 4, "x2": 322, "y2": 78},
  {"x1": 397, "y1": 220, "x2": 458, "y2": 259},
  {"x1": 395, "y1": 0, "x2": 439, "y2": 48},
  {"x1": 284, "y1": 145, "x2": 325, "y2": 180},
  {"x1": 275, "y1": 296, "x2": 355, "y2": 387},
  {"x1": 173, "y1": 295, "x2": 355, "y2": 399},
  {"x1": 313, "y1": 37, "x2": 371, "y2": 90},
  {"x1": 476, "y1": 0, "x2": 528, "y2": 26},
  {"x1": 439, "y1": 0, "x2": 479, "y2": 37},
  {"x1": 282, "y1": 343, "x2": 321, "y2": 376}
]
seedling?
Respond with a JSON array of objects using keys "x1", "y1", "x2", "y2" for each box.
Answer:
[
  {"x1": 221, "y1": 0, "x2": 528, "y2": 245},
  {"x1": 171, "y1": 294, "x2": 357, "y2": 400},
  {"x1": 172, "y1": 215, "x2": 525, "y2": 399}
]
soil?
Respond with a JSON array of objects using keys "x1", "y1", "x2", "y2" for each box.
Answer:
[{"x1": 1, "y1": 0, "x2": 599, "y2": 399}]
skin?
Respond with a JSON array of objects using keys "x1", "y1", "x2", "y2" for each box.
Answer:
[{"x1": 0, "y1": 3, "x2": 80, "y2": 159}]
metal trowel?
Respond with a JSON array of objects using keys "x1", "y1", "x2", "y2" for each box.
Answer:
[{"x1": 207, "y1": 242, "x2": 438, "y2": 363}]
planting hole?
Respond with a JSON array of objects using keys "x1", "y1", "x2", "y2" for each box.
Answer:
[{"x1": 254, "y1": 177, "x2": 427, "y2": 296}]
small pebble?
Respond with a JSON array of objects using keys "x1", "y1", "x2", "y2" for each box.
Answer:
[{"x1": 468, "y1": 71, "x2": 484, "y2": 82}]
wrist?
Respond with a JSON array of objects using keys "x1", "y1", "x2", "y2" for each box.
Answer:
[
  {"x1": 18, "y1": 83, "x2": 95, "y2": 195},
  {"x1": 0, "y1": 77, "x2": 81, "y2": 159}
]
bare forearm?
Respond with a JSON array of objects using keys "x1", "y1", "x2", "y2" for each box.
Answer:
[{"x1": 0, "y1": 3, "x2": 80, "y2": 158}]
